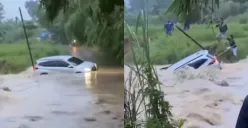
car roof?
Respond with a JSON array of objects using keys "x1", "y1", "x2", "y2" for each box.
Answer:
[
  {"x1": 36, "y1": 55, "x2": 73, "y2": 63},
  {"x1": 166, "y1": 50, "x2": 211, "y2": 71}
]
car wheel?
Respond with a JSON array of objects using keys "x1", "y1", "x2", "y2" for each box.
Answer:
[
  {"x1": 40, "y1": 72, "x2": 48, "y2": 75},
  {"x1": 92, "y1": 66, "x2": 97, "y2": 71}
]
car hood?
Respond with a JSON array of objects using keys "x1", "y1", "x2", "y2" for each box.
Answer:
[{"x1": 76, "y1": 61, "x2": 95, "y2": 69}]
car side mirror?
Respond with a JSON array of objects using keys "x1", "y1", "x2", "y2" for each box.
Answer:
[{"x1": 68, "y1": 65, "x2": 74, "y2": 68}]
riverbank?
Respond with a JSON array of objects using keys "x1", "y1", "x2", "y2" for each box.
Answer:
[
  {"x1": 124, "y1": 23, "x2": 248, "y2": 64},
  {"x1": 0, "y1": 42, "x2": 68, "y2": 74}
]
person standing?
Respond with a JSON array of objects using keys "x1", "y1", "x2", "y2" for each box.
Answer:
[
  {"x1": 164, "y1": 20, "x2": 173, "y2": 36},
  {"x1": 183, "y1": 19, "x2": 190, "y2": 31},
  {"x1": 226, "y1": 35, "x2": 238, "y2": 56},
  {"x1": 216, "y1": 18, "x2": 228, "y2": 41}
]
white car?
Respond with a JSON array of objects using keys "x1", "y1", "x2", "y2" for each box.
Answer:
[
  {"x1": 161, "y1": 50, "x2": 222, "y2": 71},
  {"x1": 34, "y1": 55, "x2": 97, "y2": 75}
]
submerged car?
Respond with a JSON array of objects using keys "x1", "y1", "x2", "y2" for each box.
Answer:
[
  {"x1": 161, "y1": 50, "x2": 222, "y2": 71},
  {"x1": 34, "y1": 55, "x2": 97, "y2": 75}
]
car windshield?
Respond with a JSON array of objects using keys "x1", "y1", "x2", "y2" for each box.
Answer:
[{"x1": 68, "y1": 57, "x2": 84, "y2": 66}]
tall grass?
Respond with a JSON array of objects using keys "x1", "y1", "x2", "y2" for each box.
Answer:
[
  {"x1": 124, "y1": 10, "x2": 183, "y2": 128},
  {"x1": 0, "y1": 41, "x2": 68, "y2": 73},
  {"x1": 125, "y1": 22, "x2": 248, "y2": 64}
]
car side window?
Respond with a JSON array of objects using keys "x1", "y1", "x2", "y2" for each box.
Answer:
[
  {"x1": 188, "y1": 59, "x2": 208, "y2": 69},
  {"x1": 54, "y1": 60, "x2": 69, "y2": 67},
  {"x1": 38, "y1": 61, "x2": 55, "y2": 67}
]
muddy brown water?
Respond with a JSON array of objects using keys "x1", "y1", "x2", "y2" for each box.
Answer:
[
  {"x1": 125, "y1": 60, "x2": 248, "y2": 128},
  {"x1": 0, "y1": 46, "x2": 123, "y2": 128}
]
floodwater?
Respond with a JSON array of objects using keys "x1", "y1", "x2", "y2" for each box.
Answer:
[
  {"x1": 124, "y1": 57, "x2": 248, "y2": 128},
  {"x1": 0, "y1": 46, "x2": 124, "y2": 128}
]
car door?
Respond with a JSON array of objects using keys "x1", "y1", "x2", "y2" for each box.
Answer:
[
  {"x1": 38, "y1": 60, "x2": 57, "y2": 73},
  {"x1": 53, "y1": 60, "x2": 74, "y2": 73}
]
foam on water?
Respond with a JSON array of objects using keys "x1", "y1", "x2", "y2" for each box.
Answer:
[{"x1": 125, "y1": 58, "x2": 248, "y2": 128}]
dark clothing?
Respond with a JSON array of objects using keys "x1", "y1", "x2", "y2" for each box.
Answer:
[
  {"x1": 166, "y1": 31, "x2": 172, "y2": 36},
  {"x1": 236, "y1": 95, "x2": 248, "y2": 128},
  {"x1": 227, "y1": 38, "x2": 237, "y2": 48},
  {"x1": 164, "y1": 22, "x2": 173, "y2": 33},
  {"x1": 216, "y1": 23, "x2": 228, "y2": 33},
  {"x1": 184, "y1": 20, "x2": 190, "y2": 31}
]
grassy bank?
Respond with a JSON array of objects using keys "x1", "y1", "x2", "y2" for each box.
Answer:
[
  {"x1": 125, "y1": 22, "x2": 248, "y2": 64},
  {"x1": 0, "y1": 41, "x2": 68, "y2": 74}
]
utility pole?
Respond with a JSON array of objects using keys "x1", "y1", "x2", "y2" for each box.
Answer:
[{"x1": 19, "y1": 7, "x2": 35, "y2": 70}]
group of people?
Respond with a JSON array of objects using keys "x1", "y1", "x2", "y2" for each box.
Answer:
[
  {"x1": 163, "y1": 18, "x2": 238, "y2": 57},
  {"x1": 216, "y1": 18, "x2": 238, "y2": 57},
  {"x1": 164, "y1": 20, "x2": 190, "y2": 36}
]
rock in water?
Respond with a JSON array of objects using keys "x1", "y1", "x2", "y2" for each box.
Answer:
[
  {"x1": 84, "y1": 117, "x2": 97, "y2": 122},
  {"x1": 2, "y1": 86, "x2": 11, "y2": 92},
  {"x1": 214, "y1": 80, "x2": 229, "y2": 87}
]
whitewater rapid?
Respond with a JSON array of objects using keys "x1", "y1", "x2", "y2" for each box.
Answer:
[{"x1": 125, "y1": 58, "x2": 248, "y2": 128}]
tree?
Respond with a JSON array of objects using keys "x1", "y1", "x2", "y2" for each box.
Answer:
[
  {"x1": 166, "y1": 0, "x2": 220, "y2": 23},
  {"x1": 0, "y1": 2, "x2": 4, "y2": 22},
  {"x1": 39, "y1": 0, "x2": 124, "y2": 64},
  {"x1": 25, "y1": 0, "x2": 39, "y2": 21}
]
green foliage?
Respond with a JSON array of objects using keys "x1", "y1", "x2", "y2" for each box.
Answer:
[
  {"x1": 167, "y1": 0, "x2": 246, "y2": 22},
  {"x1": 39, "y1": 0, "x2": 70, "y2": 22},
  {"x1": 38, "y1": 0, "x2": 124, "y2": 64},
  {"x1": 125, "y1": 20, "x2": 248, "y2": 64},
  {"x1": 25, "y1": 0, "x2": 39, "y2": 21},
  {"x1": 0, "y1": 19, "x2": 40, "y2": 43},
  {"x1": 125, "y1": 15, "x2": 164, "y2": 26},
  {"x1": 239, "y1": 17, "x2": 248, "y2": 24},
  {"x1": 124, "y1": 10, "x2": 181, "y2": 128},
  {"x1": 0, "y1": 2, "x2": 4, "y2": 22},
  {"x1": 0, "y1": 41, "x2": 68, "y2": 73},
  {"x1": 216, "y1": 1, "x2": 248, "y2": 19},
  {"x1": 125, "y1": 1, "x2": 248, "y2": 128}
]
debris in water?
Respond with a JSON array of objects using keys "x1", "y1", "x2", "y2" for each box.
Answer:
[
  {"x1": 84, "y1": 117, "x2": 97, "y2": 122},
  {"x1": 214, "y1": 80, "x2": 229, "y2": 87},
  {"x1": 2, "y1": 86, "x2": 11, "y2": 92},
  {"x1": 112, "y1": 116, "x2": 118, "y2": 120},
  {"x1": 23, "y1": 116, "x2": 43, "y2": 122},
  {"x1": 95, "y1": 98, "x2": 107, "y2": 104},
  {"x1": 102, "y1": 110, "x2": 111, "y2": 115}
]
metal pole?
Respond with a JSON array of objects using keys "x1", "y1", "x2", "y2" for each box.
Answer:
[
  {"x1": 217, "y1": 47, "x2": 231, "y2": 58},
  {"x1": 176, "y1": 25, "x2": 206, "y2": 50},
  {"x1": 19, "y1": 7, "x2": 35, "y2": 70}
]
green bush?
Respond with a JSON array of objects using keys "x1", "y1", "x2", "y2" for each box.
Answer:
[{"x1": 239, "y1": 17, "x2": 248, "y2": 24}]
